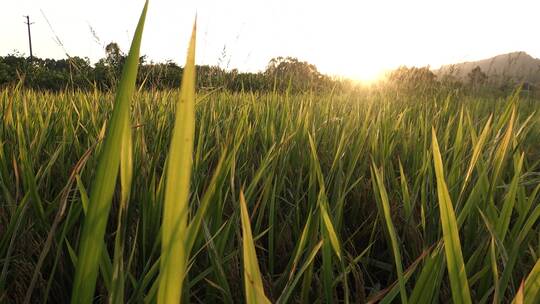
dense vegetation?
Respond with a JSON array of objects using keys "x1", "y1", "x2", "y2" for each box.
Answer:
[
  {"x1": 2, "y1": 3, "x2": 540, "y2": 304},
  {"x1": 2, "y1": 76, "x2": 540, "y2": 303},
  {"x1": 2, "y1": 51, "x2": 534, "y2": 98},
  {"x1": 0, "y1": 50, "x2": 345, "y2": 93}
]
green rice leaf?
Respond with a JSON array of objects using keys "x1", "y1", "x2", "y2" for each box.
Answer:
[
  {"x1": 432, "y1": 127, "x2": 472, "y2": 304},
  {"x1": 239, "y1": 190, "x2": 271, "y2": 304},
  {"x1": 70, "y1": 2, "x2": 148, "y2": 303},
  {"x1": 157, "y1": 19, "x2": 197, "y2": 304},
  {"x1": 512, "y1": 258, "x2": 540, "y2": 304},
  {"x1": 371, "y1": 163, "x2": 408, "y2": 304}
]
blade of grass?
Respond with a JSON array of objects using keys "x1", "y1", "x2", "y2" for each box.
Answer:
[
  {"x1": 409, "y1": 246, "x2": 445, "y2": 304},
  {"x1": 432, "y1": 127, "x2": 472, "y2": 304},
  {"x1": 239, "y1": 190, "x2": 271, "y2": 304},
  {"x1": 512, "y1": 258, "x2": 540, "y2": 304},
  {"x1": 371, "y1": 163, "x2": 408, "y2": 304},
  {"x1": 109, "y1": 113, "x2": 134, "y2": 303},
  {"x1": 458, "y1": 115, "x2": 492, "y2": 201},
  {"x1": 185, "y1": 151, "x2": 228, "y2": 255},
  {"x1": 398, "y1": 159, "x2": 412, "y2": 220},
  {"x1": 70, "y1": 2, "x2": 148, "y2": 303},
  {"x1": 157, "y1": 19, "x2": 197, "y2": 304},
  {"x1": 277, "y1": 241, "x2": 323, "y2": 304}
]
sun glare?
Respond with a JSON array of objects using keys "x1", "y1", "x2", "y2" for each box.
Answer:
[
  {"x1": 321, "y1": 58, "x2": 389, "y2": 84},
  {"x1": 349, "y1": 67, "x2": 387, "y2": 84}
]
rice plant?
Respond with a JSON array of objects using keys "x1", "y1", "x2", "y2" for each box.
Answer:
[{"x1": 1, "y1": 4, "x2": 540, "y2": 304}]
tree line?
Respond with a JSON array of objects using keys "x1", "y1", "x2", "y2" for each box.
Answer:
[
  {"x1": 0, "y1": 43, "x2": 349, "y2": 92},
  {"x1": 384, "y1": 65, "x2": 535, "y2": 98},
  {"x1": 1, "y1": 42, "x2": 530, "y2": 95}
]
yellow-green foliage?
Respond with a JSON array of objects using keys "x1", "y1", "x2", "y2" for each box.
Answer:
[
  {"x1": 157, "y1": 20, "x2": 197, "y2": 304},
  {"x1": 240, "y1": 190, "x2": 272, "y2": 304},
  {"x1": 1, "y1": 11, "x2": 540, "y2": 303}
]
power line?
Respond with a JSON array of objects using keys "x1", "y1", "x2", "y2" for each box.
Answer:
[{"x1": 23, "y1": 15, "x2": 34, "y2": 61}]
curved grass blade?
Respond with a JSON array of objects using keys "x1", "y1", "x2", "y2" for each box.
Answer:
[
  {"x1": 489, "y1": 108, "x2": 515, "y2": 198},
  {"x1": 371, "y1": 163, "x2": 408, "y2": 304},
  {"x1": 185, "y1": 151, "x2": 228, "y2": 255},
  {"x1": 70, "y1": 2, "x2": 148, "y2": 303},
  {"x1": 319, "y1": 196, "x2": 342, "y2": 261},
  {"x1": 495, "y1": 153, "x2": 523, "y2": 243},
  {"x1": 432, "y1": 127, "x2": 472, "y2": 304},
  {"x1": 307, "y1": 134, "x2": 342, "y2": 260},
  {"x1": 458, "y1": 115, "x2": 492, "y2": 200},
  {"x1": 277, "y1": 240, "x2": 323, "y2": 304}
]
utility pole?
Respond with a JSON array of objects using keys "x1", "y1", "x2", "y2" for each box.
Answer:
[{"x1": 23, "y1": 15, "x2": 34, "y2": 61}]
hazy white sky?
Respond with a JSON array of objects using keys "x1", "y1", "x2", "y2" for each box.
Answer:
[{"x1": 1, "y1": 0, "x2": 539, "y2": 80}]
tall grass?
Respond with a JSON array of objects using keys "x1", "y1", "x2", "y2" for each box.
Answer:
[
  {"x1": 157, "y1": 20, "x2": 197, "y2": 304},
  {"x1": 70, "y1": 2, "x2": 148, "y2": 303},
  {"x1": 1, "y1": 9, "x2": 540, "y2": 303},
  {"x1": 2, "y1": 85, "x2": 539, "y2": 302}
]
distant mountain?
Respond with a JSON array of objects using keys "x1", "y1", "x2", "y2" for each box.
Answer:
[{"x1": 435, "y1": 52, "x2": 540, "y2": 85}]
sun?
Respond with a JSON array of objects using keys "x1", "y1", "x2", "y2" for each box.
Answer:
[
  {"x1": 316, "y1": 53, "x2": 390, "y2": 84},
  {"x1": 339, "y1": 63, "x2": 387, "y2": 84}
]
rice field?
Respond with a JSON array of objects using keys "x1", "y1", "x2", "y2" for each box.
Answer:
[{"x1": 2, "y1": 4, "x2": 540, "y2": 304}]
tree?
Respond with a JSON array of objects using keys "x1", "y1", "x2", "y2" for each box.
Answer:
[
  {"x1": 93, "y1": 42, "x2": 127, "y2": 88},
  {"x1": 0, "y1": 52, "x2": 342, "y2": 92},
  {"x1": 468, "y1": 66, "x2": 487, "y2": 90},
  {"x1": 104, "y1": 42, "x2": 124, "y2": 68},
  {"x1": 265, "y1": 56, "x2": 329, "y2": 92}
]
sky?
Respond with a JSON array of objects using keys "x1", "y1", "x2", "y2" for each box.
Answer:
[{"x1": 1, "y1": 0, "x2": 540, "y2": 81}]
